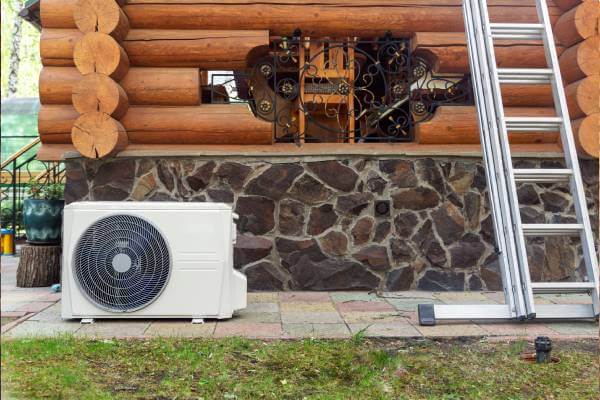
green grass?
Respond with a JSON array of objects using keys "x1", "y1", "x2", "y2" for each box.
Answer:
[{"x1": 1, "y1": 337, "x2": 598, "y2": 400}]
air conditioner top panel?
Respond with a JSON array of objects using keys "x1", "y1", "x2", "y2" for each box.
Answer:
[{"x1": 66, "y1": 201, "x2": 233, "y2": 211}]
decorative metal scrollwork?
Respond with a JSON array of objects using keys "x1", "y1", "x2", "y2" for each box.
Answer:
[{"x1": 209, "y1": 35, "x2": 473, "y2": 144}]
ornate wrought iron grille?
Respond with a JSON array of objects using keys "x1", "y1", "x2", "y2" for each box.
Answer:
[{"x1": 211, "y1": 35, "x2": 473, "y2": 144}]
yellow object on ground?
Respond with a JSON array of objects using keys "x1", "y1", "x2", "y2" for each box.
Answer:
[{"x1": 1, "y1": 229, "x2": 15, "y2": 255}]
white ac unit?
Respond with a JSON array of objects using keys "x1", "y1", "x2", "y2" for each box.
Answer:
[{"x1": 61, "y1": 202, "x2": 246, "y2": 321}]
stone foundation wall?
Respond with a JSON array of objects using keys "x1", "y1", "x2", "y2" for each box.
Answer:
[{"x1": 65, "y1": 156, "x2": 599, "y2": 292}]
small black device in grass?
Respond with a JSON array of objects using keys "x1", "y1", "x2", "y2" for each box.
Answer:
[{"x1": 534, "y1": 336, "x2": 552, "y2": 364}]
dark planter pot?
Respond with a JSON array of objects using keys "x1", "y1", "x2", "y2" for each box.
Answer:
[{"x1": 23, "y1": 199, "x2": 65, "y2": 245}]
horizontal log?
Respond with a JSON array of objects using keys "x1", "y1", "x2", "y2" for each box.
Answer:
[
  {"x1": 415, "y1": 106, "x2": 559, "y2": 144},
  {"x1": 565, "y1": 75, "x2": 600, "y2": 119},
  {"x1": 501, "y1": 84, "x2": 554, "y2": 107},
  {"x1": 38, "y1": 104, "x2": 274, "y2": 145},
  {"x1": 40, "y1": 67, "x2": 201, "y2": 106},
  {"x1": 559, "y1": 36, "x2": 600, "y2": 84},
  {"x1": 40, "y1": 29, "x2": 81, "y2": 67},
  {"x1": 74, "y1": 0, "x2": 129, "y2": 42},
  {"x1": 39, "y1": 67, "x2": 81, "y2": 104},
  {"x1": 73, "y1": 32, "x2": 129, "y2": 80},
  {"x1": 40, "y1": 29, "x2": 268, "y2": 69},
  {"x1": 40, "y1": 0, "x2": 76, "y2": 28},
  {"x1": 120, "y1": 68, "x2": 201, "y2": 105},
  {"x1": 552, "y1": 0, "x2": 582, "y2": 11},
  {"x1": 413, "y1": 32, "x2": 563, "y2": 73},
  {"x1": 122, "y1": 105, "x2": 274, "y2": 144},
  {"x1": 38, "y1": 104, "x2": 80, "y2": 141},
  {"x1": 123, "y1": 30, "x2": 269, "y2": 69},
  {"x1": 40, "y1": 0, "x2": 561, "y2": 33},
  {"x1": 572, "y1": 113, "x2": 598, "y2": 158},
  {"x1": 553, "y1": 1, "x2": 599, "y2": 47}
]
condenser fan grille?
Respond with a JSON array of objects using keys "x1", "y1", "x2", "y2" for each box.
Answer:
[{"x1": 73, "y1": 214, "x2": 171, "y2": 312}]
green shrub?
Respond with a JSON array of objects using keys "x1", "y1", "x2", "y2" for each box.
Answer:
[{"x1": 27, "y1": 181, "x2": 64, "y2": 200}]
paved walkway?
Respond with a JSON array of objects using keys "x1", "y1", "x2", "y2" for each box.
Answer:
[{"x1": 2, "y1": 255, "x2": 598, "y2": 340}]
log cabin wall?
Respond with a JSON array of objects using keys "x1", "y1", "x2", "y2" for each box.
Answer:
[
  {"x1": 37, "y1": 0, "x2": 598, "y2": 156},
  {"x1": 34, "y1": 0, "x2": 599, "y2": 291}
]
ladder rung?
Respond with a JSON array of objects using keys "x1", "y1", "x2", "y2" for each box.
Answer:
[
  {"x1": 532, "y1": 282, "x2": 596, "y2": 294},
  {"x1": 522, "y1": 223, "x2": 583, "y2": 236},
  {"x1": 497, "y1": 68, "x2": 553, "y2": 84},
  {"x1": 490, "y1": 23, "x2": 545, "y2": 40},
  {"x1": 513, "y1": 168, "x2": 572, "y2": 183},
  {"x1": 505, "y1": 117, "x2": 562, "y2": 131}
]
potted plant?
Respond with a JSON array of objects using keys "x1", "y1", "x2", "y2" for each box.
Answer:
[{"x1": 23, "y1": 182, "x2": 65, "y2": 245}]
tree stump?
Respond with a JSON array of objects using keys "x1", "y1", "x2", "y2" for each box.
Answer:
[{"x1": 17, "y1": 245, "x2": 61, "y2": 287}]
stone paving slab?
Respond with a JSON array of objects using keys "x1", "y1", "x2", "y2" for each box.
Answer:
[
  {"x1": 4, "y1": 321, "x2": 82, "y2": 338},
  {"x1": 282, "y1": 323, "x2": 350, "y2": 339},
  {"x1": 2, "y1": 255, "x2": 598, "y2": 340},
  {"x1": 336, "y1": 300, "x2": 395, "y2": 313},
  {"x1": 281, "y1": 311, "x2": 344, "y2": 324},
  {"x1": 348, "y1": 322, "x2": 421, "y2": 337},
  {"x1": 145, "y1": 321, "x2": 216, "y2": 338},
  {"x1": 478, "y1": 322, "x2": 560, "y2": 338},
  {"x1": 214, "y1": 322, "x2": 282, "y2": 339},
  {"x1": 415, "y1": 323, "x2": 488, "y2": 337},
  {"x1": 340, "y1": 311, "x2": 407, "y2": 324},
  {"x1": 76, "y1": 321, "x2": 151, "y2": 338},
  {"x1": 280, "y1": 301, "x2": 337, "y2": 312}
]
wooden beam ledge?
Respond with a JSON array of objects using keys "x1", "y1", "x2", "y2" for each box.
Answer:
[{"x1": 36, "y1": 142, "x2": 568, "y2": 161}]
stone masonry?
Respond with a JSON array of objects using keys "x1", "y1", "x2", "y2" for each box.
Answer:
[{"x1": 64, "y1": 156, "x2": 599, "y2": 292}]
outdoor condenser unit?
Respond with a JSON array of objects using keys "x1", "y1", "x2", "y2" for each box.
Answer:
[{"x1": 61, "y1": 202, "x2": 246, "y2": 322}]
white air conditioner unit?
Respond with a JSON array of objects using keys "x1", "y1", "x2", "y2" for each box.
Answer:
[{"x1": 61, "y1": 202, "x2": 246, "y2": 322}]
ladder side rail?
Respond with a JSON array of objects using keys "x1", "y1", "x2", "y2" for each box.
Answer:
[
  {"x1": 464, "y1": 0, "x2": 527, "y2": 318},
  {"x1": 475, "y1": 0, "x2": 536, "y2": 318},
  {"x1": 462, "y1": 0, "x2": 519, "y2": 317},
  {"x1": 536, "y1": 0, "x2": 599, "y2": 315},
  {"x1": 469, "y1": 0, "x2": 529, "y2": 318}
]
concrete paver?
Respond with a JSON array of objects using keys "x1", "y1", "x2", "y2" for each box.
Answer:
[
  {"x1": 5, "y1": 321, "x2": 81, "y2": 338},
  {"x1": 247, "y1": 292, "x2": 278, "y2": 303},
  {"x1": 329, "y1": 292, "x2": 381, "y2": 302},
  {"x1": 416, "y1": 323, "x2": 488, "y2": 337},
  {"x1": 279, "y1": 292, "x2": 331, "y2": 302},
  {"x1": 280, "y1": 301, "x2": 337, "y2": 312},
  {"x1": 281, "y1": 311, "x2": 344, "y2": 324},
  {"x1": 348, "y1": 322, "x2": 421, "y2": 337},
  {"x1": 544, "y1": 322, "x2": 599, "y2": 336},
  {"x1": 336, "y1": 300, "x2": 395, "y2": 313},
  {"x1": 340, "y1": 311, "x2": 406, "y2": 324},
  {"x1": 214, "y1": 322, "x2": 282, "y2": 338},
  {"x1": 283, "y1": 323, "x2": 350, "y2": 339},
  {"x1": 76, "y1": 321, "x2": 151, "y2": 338},
  {"x1": 145, "y1": 321, "x2": 216, "y2": 337}
]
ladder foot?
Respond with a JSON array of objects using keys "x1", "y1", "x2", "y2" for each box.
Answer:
[{"x1": 418, "y1": 304, "x2": 436, "y2": 326}]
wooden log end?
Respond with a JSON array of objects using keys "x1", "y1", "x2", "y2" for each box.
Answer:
[
  {"x1": 573, "y1": 113, "x2": 599, "y2": 158},
  {"x1": 71, "y1": 111, "x2": 128, "y2": 158},
  {"x1": 73, "y1": 32, "x2": 129, "y2": 80},
  {"x1": 554, "y1": 1, "x2": 599, "y2": 47},
  {"x1": 559, "y1": 36, "x2": 600, "y2": 84},
  {"x1": 73, "y1": 0, "x2": 129, "y2": 42},
  {"x1": 72, "y1": 72, "x2": 129, "y2": 118},
  {"x1": 566, "y1": 75, "x2": 600, "y2": 119}
]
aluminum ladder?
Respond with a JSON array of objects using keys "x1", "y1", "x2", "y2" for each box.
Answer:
[{"x1": 418, "y1": 0, "x2": 599, "y2": 325}]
